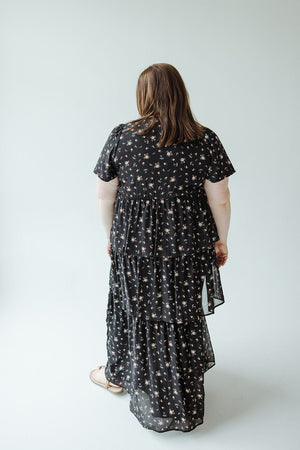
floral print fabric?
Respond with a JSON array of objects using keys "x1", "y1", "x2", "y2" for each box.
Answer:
[{"x1": 93, "y1": 119, "x2": 236, "y2": 432}]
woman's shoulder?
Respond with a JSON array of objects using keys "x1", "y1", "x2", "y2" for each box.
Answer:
[
  {"x1": 110, "y1": 123, "x2": 124, "y2": 135},
  {"x1": 201, "y1": 126, "x2": 218, "y2": 141},
  {"x1": 110, "y1": 121, "x2": 138, "y2": 137}
]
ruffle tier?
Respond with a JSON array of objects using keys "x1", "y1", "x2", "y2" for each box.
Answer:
[
  {"x1": 105, "y1": 287, "x2": 215, "y2": 432},
  {"x1": 110, "y1": 186, "x2": 220, "y2": 257},
  {"x1": 110, "y1": 247, "x2": 225, "y2": 323}
]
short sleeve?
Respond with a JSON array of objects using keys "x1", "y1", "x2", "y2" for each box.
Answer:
[
  {"x1": 93, "y1": 123, "x2": 123, "y2": 181},
  {"x1": 205, "y1": 128, "x2": 236, "y2": 183}
]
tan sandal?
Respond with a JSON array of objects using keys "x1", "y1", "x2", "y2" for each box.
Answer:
[{"x1": 89, "y1": 365, "x2": 124, "y2": 394}]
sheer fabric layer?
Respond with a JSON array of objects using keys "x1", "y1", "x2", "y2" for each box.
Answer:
[{"x1": 105, "y1": 287, "x2": 215, "y2": 432}]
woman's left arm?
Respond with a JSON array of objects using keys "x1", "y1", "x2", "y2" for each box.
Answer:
[{"x1": 96, "y1": 176, "x2": 119, "y2": 254}]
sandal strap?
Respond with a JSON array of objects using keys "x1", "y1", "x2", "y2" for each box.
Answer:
[{"x1": 96, "y1": 365, "x2": 121, "y2": 390}]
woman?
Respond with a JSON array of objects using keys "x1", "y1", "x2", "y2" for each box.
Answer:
[{"x1": 90, "y1": 63, "x2": 236, "y2": 433}]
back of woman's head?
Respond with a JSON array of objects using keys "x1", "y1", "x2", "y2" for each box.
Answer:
[{"x1": 125, "y1": 63, "x2": 206, "y2": 147}]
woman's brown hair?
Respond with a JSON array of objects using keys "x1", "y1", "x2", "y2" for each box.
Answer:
[{"x1": 124, "y1": 63, "x2": 206, "y2": 147}]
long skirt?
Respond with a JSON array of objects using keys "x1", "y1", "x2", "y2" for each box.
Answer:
[{"x1": 104, "y1": 246, "x2": 224, "y2": 433}]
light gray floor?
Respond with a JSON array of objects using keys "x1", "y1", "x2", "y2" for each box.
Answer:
[{"x1": 1, "y1": 286, "x2": 299, "y2": 450}]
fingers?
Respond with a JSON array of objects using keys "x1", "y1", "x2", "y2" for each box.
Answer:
[
  {"x1": 216, "y1": 253, "x2": 228, "y2": 267},
  {"x1": 107, "y1": 241, "x2": 111, "y2": 257},
  {"x1": 219, "y1": 255, "x2": 228, "y2": 266}
]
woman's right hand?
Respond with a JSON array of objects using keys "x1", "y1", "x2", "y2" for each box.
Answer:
[{"x1": 214, "y1": 241, "x2": 229, "y2": 267}]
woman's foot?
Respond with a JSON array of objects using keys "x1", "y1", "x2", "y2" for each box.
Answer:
[{"x1": 89, "y1": 365, "x2": 124, "y2": 393}]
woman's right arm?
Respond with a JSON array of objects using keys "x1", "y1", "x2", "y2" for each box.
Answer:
[{"x1": 204, "y1": 177, "x2": 232, "y2": 266}]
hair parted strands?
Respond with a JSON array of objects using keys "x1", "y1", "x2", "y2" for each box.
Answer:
[{"x1": 124, "y1": 63, "x2": 206, "y2": 148}]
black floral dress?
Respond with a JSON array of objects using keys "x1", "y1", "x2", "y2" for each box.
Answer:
[{"x1": 93, "y1": 119, "x2": 236, "y2": 433}]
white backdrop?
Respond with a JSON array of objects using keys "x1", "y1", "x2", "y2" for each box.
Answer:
[{"x1": 1, "y1": 0, "x2": 299, "y2": 448}]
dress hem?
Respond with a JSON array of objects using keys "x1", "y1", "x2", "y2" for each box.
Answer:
[{"x1": 105, "y1": 360, "x2": 216, "y2": 433}]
